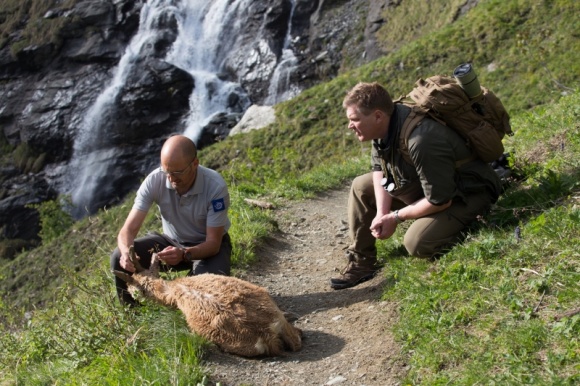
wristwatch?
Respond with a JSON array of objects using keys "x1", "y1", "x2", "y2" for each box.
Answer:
[
  {"x1": 182, "y1": 248, "x2": 193, "y2": 262},
  {"x1": 394, "y1": 210, "x2": 405, "y2": 224}
]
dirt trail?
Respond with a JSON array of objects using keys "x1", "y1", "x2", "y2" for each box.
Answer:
[{"x1": 206, "y1": 183, "x2": 408, "y2": 386}]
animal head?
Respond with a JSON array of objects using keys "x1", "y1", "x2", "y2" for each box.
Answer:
[{"x1": 112, "y1": 246, "x2": 162, "y2": 298}]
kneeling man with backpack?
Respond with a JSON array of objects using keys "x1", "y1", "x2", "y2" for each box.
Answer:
[{"x1": 330, "y1": 64, "x2": 508, "y2": 290}]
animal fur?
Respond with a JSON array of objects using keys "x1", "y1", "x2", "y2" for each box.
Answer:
[{"x1": 113, "y1": 249, "x2": 302, "y2": 357}]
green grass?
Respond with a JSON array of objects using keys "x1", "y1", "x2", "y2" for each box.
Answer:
[
  {"x1": 375, "y1": 0, "x2": 472, "y2": 52},
  {"x1": 0, "y1": 0, "x2": 78, "y2": 52},
  {"x1": 1, "y1": 0, "x2": 580, "y2": 384},
  {"x1": 379, "y1": 92, "x2": 580, "y2": 383},
  {"x1": 0, "y1": 270, "x2": 209, "y2": 385}
]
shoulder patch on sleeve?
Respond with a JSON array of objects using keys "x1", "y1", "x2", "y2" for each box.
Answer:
[{"x1": 211, "y1": 198, "x2": 226, "y2": 212}]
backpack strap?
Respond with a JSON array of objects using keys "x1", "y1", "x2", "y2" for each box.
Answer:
[
  {"x1": 455, "y1": 153, "x2": 478, "y2": 167},
  {"x1": 398, "y1": 106, "x2": 426, "y2": 165}
]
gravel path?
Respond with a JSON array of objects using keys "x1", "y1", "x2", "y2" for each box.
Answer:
[{"x1": 206, "y1": 184, "x2": 408, "y2": 385}]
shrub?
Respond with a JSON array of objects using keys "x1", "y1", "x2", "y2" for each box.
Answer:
[{"x1": 27, "y1": 196, "x2": 74, "y2": 243}]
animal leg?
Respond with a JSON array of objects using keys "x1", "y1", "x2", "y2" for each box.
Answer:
[{"x1": 279, "y1": 318, "x2": 302, "y2": 352}]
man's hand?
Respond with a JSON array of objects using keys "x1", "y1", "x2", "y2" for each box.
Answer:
[
  {"x1": 117, "y1": 208, "x2": 147, "y2": 273},
  {"x1": 120, "y1": 251, "x2": 137, "y2": 273},
  {"x1": 157, "y1": 246, "x2": 184, "y2": 265},
  {"x1": 370, "y1": 214, "x2": 397, "y2": 240}
]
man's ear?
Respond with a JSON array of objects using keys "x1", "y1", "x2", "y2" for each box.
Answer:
[{"x1": 373, "y1": 109, "x2": 387, "y2": 123}]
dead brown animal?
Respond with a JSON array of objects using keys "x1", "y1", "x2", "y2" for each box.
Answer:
[{"x1": 113, "y1": 246, "x2": 302, "y2": 357}]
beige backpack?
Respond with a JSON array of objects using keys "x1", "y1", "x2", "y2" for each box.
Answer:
[{"x1": 396, "y1": 73, "x2": 512, "y2": 166}]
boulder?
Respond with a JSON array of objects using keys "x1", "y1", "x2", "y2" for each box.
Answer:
[{"x1": 230, "y1": 105, "x2": 276, "y2": 136}]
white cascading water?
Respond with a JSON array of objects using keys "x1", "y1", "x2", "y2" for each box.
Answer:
[
  {"x1": 67, "y1": 0, "x2": 297, "y2": 217},
  {"x1": 265, "y1": 0, "x2": 300, "y2": 105},
  {"x1": 68, "y1": 0, "x2": 181, "y2": 217},
  {"x1": 165, "y1": 0, "x2": 252, "y2": 139}
]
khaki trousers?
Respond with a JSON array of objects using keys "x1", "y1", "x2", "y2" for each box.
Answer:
[{"x1": 348, "y1": 172, "x2": 494, "y2": 258}]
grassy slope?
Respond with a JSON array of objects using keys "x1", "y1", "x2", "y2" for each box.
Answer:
[
  {"x1": 382, "y1": 92, "x2": 580, "y2": 383},
  {"x1": 201, "y1": 0, "x2": 579, "y2": 178},
  {"x1": 0, "y1": 0, "x2": 579, "y2": 383},
  {"x1": 0, "y1": 0, "x2": 78, "y2": 55}
]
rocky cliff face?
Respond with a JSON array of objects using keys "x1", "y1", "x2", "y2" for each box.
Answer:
[{"x1": 0, "y1": 0, "x2": 390, "y2": 256}]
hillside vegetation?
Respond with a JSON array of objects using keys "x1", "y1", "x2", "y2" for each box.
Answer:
[
  {"x1": 1, "y1": 0, "x2": 579, "y2": 384},
  {"x1": 0, "y1": 0, "x2": 78, "y2": 54}
]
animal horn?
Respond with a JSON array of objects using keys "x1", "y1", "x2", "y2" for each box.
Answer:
[
  {"x1": 112, "y1": 270, "x2": 132, "y2": 283},
  {"x1": 129, "y1": 245, "x2": 145, "y2": 272},
  {"x1": 150, "y1": 253, "x2": 161, "y2": 277}
]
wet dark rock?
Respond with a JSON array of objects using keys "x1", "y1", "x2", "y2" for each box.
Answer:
[{"x1": 0, "y1": 174, "x2": 55, "y2": 241}]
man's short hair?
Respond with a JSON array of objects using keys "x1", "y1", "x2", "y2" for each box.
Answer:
[{"x1": 342, "y1": 82, "x2": 394, "y2": 116}]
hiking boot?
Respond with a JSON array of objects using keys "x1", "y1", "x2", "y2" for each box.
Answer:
[{"x1": 329, "y1": 251, "x2": 381, "y2": 290}]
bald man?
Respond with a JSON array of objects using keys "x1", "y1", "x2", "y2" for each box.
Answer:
[{"x1": 110, "y1": 135, "x2": 232, "y2": 306}]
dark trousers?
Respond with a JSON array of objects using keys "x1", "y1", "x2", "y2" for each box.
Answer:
[
  {"x1": 110, "y1": 232, "x2": 232, "y2": 305},
  {"x1": 348, "y1": 172, "x2": 494, "y2": 258}
]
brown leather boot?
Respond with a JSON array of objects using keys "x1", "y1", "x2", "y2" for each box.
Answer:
[{"x1": 329, "y1": 251, "x2": 381, "y2": 290}]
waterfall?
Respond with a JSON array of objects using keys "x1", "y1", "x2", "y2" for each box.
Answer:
[
  {"x1": 68, "y1": 0, "x2": 181, "y2": 218},
  {"x1": 265, "y1": 0, "x2": 300, "y2": 105},
  {"x1": 165, "y1": 0, "x2": 252, "y2": 140},
  {"x1": 66, "y1": 0, "x2": 298, "y2": 217}
]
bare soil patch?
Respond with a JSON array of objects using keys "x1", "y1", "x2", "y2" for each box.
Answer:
[{"x1": 206, "y1": 183, "x2": 408, "y2": 385}]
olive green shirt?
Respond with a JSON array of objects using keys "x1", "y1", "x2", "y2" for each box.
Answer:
[{"x1": 372, "y1": 104, "x2": 501, "y2": 205}]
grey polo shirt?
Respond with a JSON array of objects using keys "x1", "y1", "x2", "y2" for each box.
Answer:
[{"x1": 133, "y1": 165, "x2": 230, "y2": 245}]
